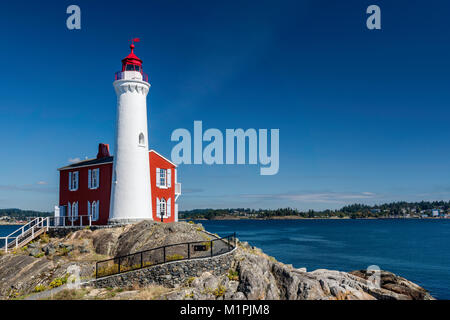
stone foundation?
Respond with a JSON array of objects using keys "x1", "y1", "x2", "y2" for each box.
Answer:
[{"x1": 89, "y1": 249, "x2": 236, "y2": 289}]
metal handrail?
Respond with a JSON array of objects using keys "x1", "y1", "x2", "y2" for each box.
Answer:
[
  {"x1": 114, "y1": 71, "x2": 149, "y2": 83},
  {"x1": 95, "y1": 232, "x2": 236, "y2": 279},
  {"x1": 1, "y1": 215, "x2": 94, "y2": 252},
  {"x1": 0, "y1": 217, "x2": 49, "y2": 252}
]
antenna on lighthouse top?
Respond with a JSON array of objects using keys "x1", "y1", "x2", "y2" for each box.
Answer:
[{"x1": 129, "y1": 38, "x2": 140, "y2": 53}]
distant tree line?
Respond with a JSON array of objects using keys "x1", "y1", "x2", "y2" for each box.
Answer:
[
  {"x1": 179, "y1": 200, "x2": 450, "y2": 220},
  {"x1": 0, "y1": 208, "x2": 51, "y2": 219}
]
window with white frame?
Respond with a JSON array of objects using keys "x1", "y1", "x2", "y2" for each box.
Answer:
[
  {"x1": 88, "y1": 200, "x2": 99, "y2": 221},
  {"x1": 68, "y1": 201, "x2": 78, "y2": 221},
  {"x1": 68, "y1": 171, "x2": 79, "y2": 191},
  {"x1": 160, "y1": 198, "x2": 166, "y2": 217},
  {"x1": 156, "y1": 198, "x2": 171, "y2": 218},
  {"x1": 88, "y1": 168, "x2": 100, "y2": 189},
  {"x1": 156, "y1": 168, "x2": 171, "y2": 188}
]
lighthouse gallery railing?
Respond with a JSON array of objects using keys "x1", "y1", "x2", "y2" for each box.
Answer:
[
  {"x1": 114, "y1": 71, "x2": 148, "y2": 82},
  {"x1": 95, "y1": 233, "x2": 236, "y2": 279}
]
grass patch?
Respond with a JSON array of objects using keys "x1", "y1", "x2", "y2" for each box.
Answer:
[
  {"x1": 39, "y1": 233, "x2": 50, "y2": 244},
  {"x1": 227, "y1": 269, "x2": 239, "y2": 281},
  {"x1": 49, "y1": 274, "x2": 69, "y2": 289},
  {"x1": 49, "y1": 289, "x2": 87, "y2": 300},
  {"x1": 166, "y1": 254, "x2": 184, "y2": 262},
  {"x1": 212, "y1": 285, "x2": 226, "y2": 297},
  {"x1": 33, "y1": 285, "x2": 47, "y2": 293}
]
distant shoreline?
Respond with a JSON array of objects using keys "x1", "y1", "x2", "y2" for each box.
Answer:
[
  {"x1": 0, "y1": 222, "x2": 23, "y2": 226},
  {"x1": 181, "y1": 215, "x2": 445, "y2": 221}
]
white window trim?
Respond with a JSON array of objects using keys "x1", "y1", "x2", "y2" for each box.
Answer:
[
  {"x1": 69, "y1": 171, "x2": 79, "y2": 191},
  {"x1": 157, "y1": 198, "x2": 169, "y2": 218},
  {"x1": 157, "y1": 168, "x2": 170, "y2": 189},
  {"x1": 93, "y1": 200, "x2": 99, "y2": 221},
  {"x1": 167, "y1": 198, "x2": 171, "y2": 218},
  {"x1": 88, "y1": 168, "x2": 100, "y2": 190},
  {"x1": 69, "y1": 201, "x2": 78, "y2": 222}
]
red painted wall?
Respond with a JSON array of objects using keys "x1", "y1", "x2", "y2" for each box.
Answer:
[
  {"x1": 149, "y1": 151, "x2": 176, "y2": 222},
  {"x1": 59, "y1": 163, "x2": 113, "y2": 226}
]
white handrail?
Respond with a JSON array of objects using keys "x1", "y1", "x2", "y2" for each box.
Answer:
[{"x1": 1, "y1": 215, "x2": 94, "y2": 253}]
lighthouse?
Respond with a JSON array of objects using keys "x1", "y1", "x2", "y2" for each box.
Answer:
[{"x1": 109, "y1": 40, "x2": 153, "y2": 224}]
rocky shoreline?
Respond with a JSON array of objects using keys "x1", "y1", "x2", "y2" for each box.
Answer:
[{"x1": 0, "y1": 221, "x2": 434, "y2": 300}]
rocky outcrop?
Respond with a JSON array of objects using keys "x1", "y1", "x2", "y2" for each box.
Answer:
[
  {"x1": 0, "y1": 221, "x2": 435, "y2": 300},
  {"x1": 162, "y1": 242, "x2": 435, "y2": 300},
  {"x1": 0, "y1": 221, "x2": 215, "y2": 299}
]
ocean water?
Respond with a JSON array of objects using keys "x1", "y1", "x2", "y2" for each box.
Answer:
[
  {"x1": 1, "y1": 220, "x2": 449, "y2": 299},
  {"x1": 196, "y1": 219, "x2": 450, "y2": 300},
  {"x1": 0, "y1": 225, "x2": 24, "y2": 248}
]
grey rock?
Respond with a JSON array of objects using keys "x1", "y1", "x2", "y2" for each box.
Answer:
[
  {"x1": 43, "y1": 244, "x2": 56, "y2": 256},
  {"x1": 28, "y1": 248, "x2": 40, "y2": 257}
]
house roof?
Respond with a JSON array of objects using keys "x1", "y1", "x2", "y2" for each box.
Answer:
[
  {"x1": 57, "y1": 156, "x2": 114, "y2": 171},
  {"x1": 57, "y1": 150, "x2": 176, "y2": 171},
  {"x1": 149, "y1": 149, "x2": 177, "y2": 167}
]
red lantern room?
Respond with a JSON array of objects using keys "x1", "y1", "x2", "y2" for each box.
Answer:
[
  {"x1": 115, "y1": 38, "x2": 148, "y2": 82},
  {"x1": 122, "y1": 43, "x2": 143, "y2": 72}
]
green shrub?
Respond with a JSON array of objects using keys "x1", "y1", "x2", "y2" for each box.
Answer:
[
  {"x1": 33, "y1": 285, "x2": 47, "y2": 293},
  {"x1": 227, "y1": 270, "x2": 239, "y2": 281},
  {"x1": 34, "y1": 252, "x2": 44, "y2": 258},
  {"x1": 40, "y1": 233, "x2": 50, "y2": 244},
  {"x1": 49, "y1": 274, "x2": 69, "y2": 289},
  {"x1": 213, "y1": 285, "x2": 226, "y2": 297},
  {"x1": 185, "y1": 277, "x2": 196, "y2": 286}
]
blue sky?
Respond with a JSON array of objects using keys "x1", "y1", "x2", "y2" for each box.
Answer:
[{"x1": 0, "y1": 0, "x2": 450, "y2": 211}]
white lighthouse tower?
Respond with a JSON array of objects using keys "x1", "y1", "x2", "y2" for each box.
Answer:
[{"x1": 109, "y1": 40, "x2": 153, "y2": 224}]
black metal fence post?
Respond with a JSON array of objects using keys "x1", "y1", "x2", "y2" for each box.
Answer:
[
  {"x1": 96, "y1": 262, "x2": 98, "y2": 279},
  {"x1": 210, "y1": 240, "x2": 213, "y2": 257},
  {"x1": 188, "y1": 243, "x2": 190, "y2": 259},
  {"x1": 118, "y1": 257, "x2": 121, "y2": 274},
  {"x1": 141, "y1": 252, "x2": 143, "y2": 268},
  {"x1": 163, "y1": 247, "x2": 166, "y2": 263}
]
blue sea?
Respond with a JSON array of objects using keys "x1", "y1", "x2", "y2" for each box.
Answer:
[
  {"x1": 196, "y1": 219, "x2": 450, "y2": 300},
  {"x1": 1, "y1": 220, "x2": 449, "y2": 299}
]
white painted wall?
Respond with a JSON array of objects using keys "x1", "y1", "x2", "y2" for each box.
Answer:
[{"x1": 109, "y1": 74, "x2": 153, "y2": 223}]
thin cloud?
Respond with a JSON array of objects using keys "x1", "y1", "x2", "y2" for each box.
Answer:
[
  {"x1": 68, "y1": 157, "x2": 81, "y2": 164},
  {"x1": 37, "y1": 181, "x2": 48, "y2": 185}
]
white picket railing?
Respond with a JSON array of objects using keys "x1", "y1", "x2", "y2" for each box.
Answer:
[
  {"x1": 46, "y1": 215, "x2": 92, "y2": 228},
  {"x1": 0, "y1": 215, "x2": 92, "y2": 253},
  {"x1": 0, "y1": 217, "x2": 48, "y2": 253}
]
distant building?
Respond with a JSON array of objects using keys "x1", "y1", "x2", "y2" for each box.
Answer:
[{"x1": 432, "y1": 209, "x2": 440, "y2": 217}]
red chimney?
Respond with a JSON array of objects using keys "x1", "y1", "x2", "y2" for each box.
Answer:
[{"x1": 97, "y1": 143, "x2": 110, "y2": 159}]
